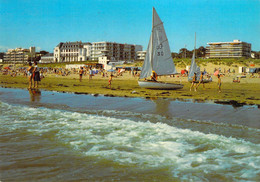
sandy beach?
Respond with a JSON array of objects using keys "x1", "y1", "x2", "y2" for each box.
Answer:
[{"x1": 1, "y1": 62, "x2": 260, "y2": 105}]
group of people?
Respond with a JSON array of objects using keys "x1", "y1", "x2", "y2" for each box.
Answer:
[
  {"x1": 190, "y1": 71, "x2": 221, "y2": 92},
  {"x1": 27, "y1": 61, "x2": 41, "y2": 89},
  {"x1": 78, "y1": 67, "x2": 97, "y2": 81},
  {"x1": 78, "y1": 66, "x2": 114, "y2": 89}
]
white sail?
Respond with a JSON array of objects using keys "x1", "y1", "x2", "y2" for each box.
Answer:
[
  {"x1": 188, "y1": 51, "x2": 201, "y2": 81},
  {"x1": 152, "y1": 8, "x2": 176, "y2": 75},
  {"x1": 140, "y1": 34, "x2": 153, "y2": 79},
  {"x1": 140, "y1": 7, "x2": 176, "y2": 79}
]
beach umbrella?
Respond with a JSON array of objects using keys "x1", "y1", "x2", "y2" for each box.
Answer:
[
  {"x1": 4, "y1": 67, "x2": 11, "y2": 70},
  {"x1": 107, "y1": 69, "x2": 115, "y2": 72}
]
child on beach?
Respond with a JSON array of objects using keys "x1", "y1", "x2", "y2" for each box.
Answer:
[
  {"x1": 27, "y1": 62, "x2": 34, "y2": 89},
  {"x1": 218, "y1": 74, "x2": 222, "y2": 93},
  {"x1": 190, "y1": 72, "x2": 197, "y2": 91}
]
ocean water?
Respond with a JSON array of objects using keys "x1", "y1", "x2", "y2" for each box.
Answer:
[{"x1": 0, "y1": 88, "x2": 260, "y2": 181}]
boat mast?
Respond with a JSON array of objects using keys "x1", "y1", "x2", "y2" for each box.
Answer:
[
  {"x1": 194, "y1": 32, "x2": 196, "y2": 58},
  {"x1": 150, "y1": 7, "x2": 155, "y2": 72}
]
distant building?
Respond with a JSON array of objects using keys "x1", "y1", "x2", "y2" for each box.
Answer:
[
  {"x1": 40, "y1": 53, "x2": 54, "y2": 63},
  {"x1": 206, "y1": 40, "x2": 251, "y2": 58},
  {"x1": 3, "y1": 47, "x2": 36, "y2": 63},
  {"x1": 136, "y1": 51, "x2": 146, "y2": 60},
  {"x1": 54, "y1": 41, "x2": 92, "y2": 62},
  {"x1": 91, "y1": 41, "x2": 142, "y2": 61}
]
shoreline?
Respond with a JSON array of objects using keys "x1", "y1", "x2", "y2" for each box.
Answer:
[
  {"x1": 3, "y1": 85, "x2": 259, "y2": 108},
  {"x1": 1, "y1": 87, "x2": 260, "y2": 129},
  {"x1": 1, "y1": 74, "x2": 260, "y2": 107}
]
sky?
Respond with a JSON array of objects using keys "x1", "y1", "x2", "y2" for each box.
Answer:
[{"x1": 0, "y1": 0, "x2": 259, "y2": 53}]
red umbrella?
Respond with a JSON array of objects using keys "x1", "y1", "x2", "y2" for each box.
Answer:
[{"x1": 4, "y1": 67, "x2": 11, "y2": 70}]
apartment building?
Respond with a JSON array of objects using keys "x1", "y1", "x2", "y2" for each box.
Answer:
[
  {"x1": 54, "y1": 41, "x2": 92, "y2": 62},
  {"x1": 206, "y1": 40, "x2": 251, "y2": 58},
  {"x1": 136, "y1": 51, "x2": 146, "y2": 60},
  {"x1": 91, "y1": 41, "x2": 142, "y2": 61},
  {"x1": 40, "y1": 53, "x2": 54, "y2": 63},
  {"x1": 3, "y1": 47, "x2": 36, "y2": 63}
]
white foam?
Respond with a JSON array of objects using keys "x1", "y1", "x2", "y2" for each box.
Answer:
[{"x1": 1, "y1": 101, "x2": 260, "y2": 181}]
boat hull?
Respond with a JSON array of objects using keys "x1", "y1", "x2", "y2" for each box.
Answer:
[
  {"x1": 138, "y1": 81, "x2": 184, "y2": 90},
  {"x1": 188, "y1": 77, "x2": 213, "y2": 83}
]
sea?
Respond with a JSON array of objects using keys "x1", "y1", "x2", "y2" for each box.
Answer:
[{"x1": 0, "y1": 87, "x2": 259, "y2": 181}]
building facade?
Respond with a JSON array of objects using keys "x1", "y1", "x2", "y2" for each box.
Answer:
[
  {"x1": 54, "y1": 41, "x2": 92, "y2": 62},
  {"x1": 206, "y1": 40, "x2": 251, "y2": 58},
  {"x1": 136, "y1": 51, "x2": 146, "y2": 60},
  {"x1": 40, "y1": 53, "x2": 54, "y2": 63},
  {"x1": 3, "y1": 47, "x2": 36, "y2": 63},
  {"x1": 91, "y1": 42, "x2": 142, "y2": 61}
]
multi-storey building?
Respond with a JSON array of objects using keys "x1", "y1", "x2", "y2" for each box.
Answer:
[
  {"x1": 3, "y1": 47, "x2": 36, "y2": 63},
  {"x1": 91, "y1": 41, "x2": 142, "y2": 61},
  {"x1": 40, "y1": 53, "x2": 54, "y2": 63},
  {"x1": 205, "y1": 40, "x2": 251, "y2": 58},
  {"x1": 54, "y1": 41, "x2": 92, "y2": 62},
  {"x1": 136, "y1": 51, "x2": 146, "y2": 60}
]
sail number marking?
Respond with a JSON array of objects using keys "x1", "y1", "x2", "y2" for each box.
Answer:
[{"x1": 157, "y1": 44, "x2": 163, "y2": 56}]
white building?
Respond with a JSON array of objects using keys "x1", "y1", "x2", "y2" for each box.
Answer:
[
  {"x1": 3, "y1": 47, "x2": 36, "y2": 63},
  {"x1": 91, "y1": 41, "x2": 142, "y2": 61},
  {"x1": 136, "y1": 51, "x2": 146, "y2": 60},
  {"x1": 40, "y1": 53, "x2": 54, "y2": 63},
  {"x1": 206, "y1": 40, "x2": 251, "y2": 58},
  {"x1": 54, "y1": 41, "x2": 92, "y2": 62}
]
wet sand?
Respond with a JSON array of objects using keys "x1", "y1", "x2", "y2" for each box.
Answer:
[{"x1": 1, "y1": 87, "x2": 259, "y2": 129}]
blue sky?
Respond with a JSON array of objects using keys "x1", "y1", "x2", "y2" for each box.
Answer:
[{"x1": 0, "y1": 0, "x2": 259, "y2": 52}]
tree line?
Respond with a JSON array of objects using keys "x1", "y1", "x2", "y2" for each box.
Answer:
[{"x1": 172, "y1": 46, "x2": 207, "y2": 58}]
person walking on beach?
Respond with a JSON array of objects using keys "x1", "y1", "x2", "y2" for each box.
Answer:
[
  {"x1": 218, "y1": 74, "x2": 222, "y2": 93},
  {"x1": 79, "y1": 67, "x2": 84, "y2": 82},
  {"x1": 196, "y1": 71, "x2": 205, "y2": 89},
  {"x1": 190, "y1": 72, "x2": 197, "y2": 91},
  {"x1": 33, "y1": 61, "x2": 41, "y2": 88},
  {"x1": 27, "y1": 62, "x2": 34, "y2": 89},
  {"x1": 108, "y1": 73, "x2": 114, "y2": 89}
]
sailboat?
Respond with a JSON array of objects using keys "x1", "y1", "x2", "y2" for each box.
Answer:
[
  {"x1": 138, "y1": 8, "x2": 183, "y2": 90},
  {"x1": 188, "y1": 33, "x2": 212, "y2": 83}
]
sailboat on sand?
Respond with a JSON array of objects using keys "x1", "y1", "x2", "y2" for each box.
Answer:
[
  {"x1": 138, "y1": 8, "x2": 183, "y2": 90},
  {"x1": 188, "y1": 33, "x2": 212, "y2": 83}
]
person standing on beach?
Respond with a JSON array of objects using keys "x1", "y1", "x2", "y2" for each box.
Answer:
[
  {"x1": 89, "y1": 68, "x2": 93, "y2": 80},
  {"x1": 33, "y1": 61, "x2": 41, "y2": 88},
  {"x1": 79, "y1": 67, "x2": 84, "y2": 82},
  {"x1": 108, "y1": 73, "x2": 114, "y2": 89},
  {"x1": 190, "y1": 72, "x2": 197, "y2": 91},
  {"x1": 27, "y1": 62, "x2": 34, "y2": 89},
  {"x1": 196, "y1": 71, "x2": 205, "y2": 89},
  {"x1": 218, "y1": 74, "x2": 222, "y2": 93}
]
